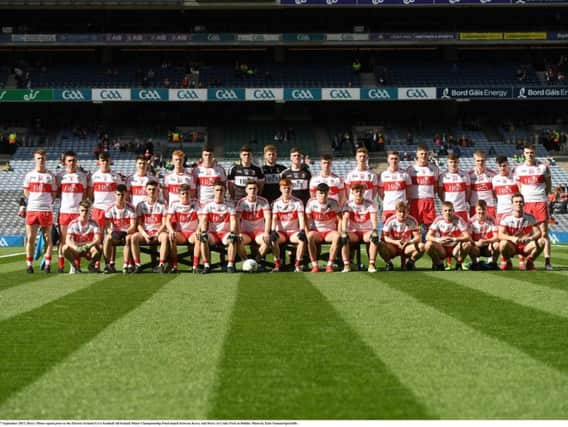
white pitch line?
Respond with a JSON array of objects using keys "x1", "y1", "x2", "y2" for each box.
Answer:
[{"x1": 0, "y1": 252, "x2": 25, "y2": 259}]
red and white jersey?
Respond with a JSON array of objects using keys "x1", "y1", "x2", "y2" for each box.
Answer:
[
  {"x1": 105, "y1": 204, "x2": 136, "y2": 233},
  {"x1": 272, "y1": 196, "x2": 304, "y2": 232},
  {"x1": 168, "y1": 200, "x2": 200, "y2": 233},
  {"x1": 23, "y1": 170, "x2": 57, "y2": 212},
  {"x1": 136, "y1": 200, "x2": 166, "y2": 237},
  {"x1": 429, "y1": 215, "x2": 468, "y2": 245},
  {"x1": 378, "y1": 169, "x2": 412, "y2": 211},
  {"x1": 469, "y1": 215, "x2": 497, "y2": 241},
  {"x1": 162, "y1": 169, "x2": 197, "y2": 208},
  {"x1": 406, "y1": 163, "x2": 438, "y2": 200},
  {"x1": 514, "y1": 162, "x2": 550, "y2": 203},
  {"x1": 236, "y1": 196, "x2": 270, "y2": 234},
  {"x1": 193, "y1": 164, "x2": 226, "y2": 204},
  {"x1": 492, "y1": 173, "x2": 519, "y2": 215},
  {"x1": 345, "y1": 168, "x2": 378, "y2": 201},
  {"x1": 439, "y1": 170, "x2": 470, "y2": 212},
  {"x1": 67, "y1": 218, "x2": 101, "y2": 245},
  {"x1": 499, "y1": 213, "x2": 536, "y2": 238},
  {"x1": 468, "y1": 168, "x2": 496, "y2": 208},
  {"x1": 90, "y1": 170, "x2": 123, "y2": 211},
  {"x1": 309, "y1": 174, "x2": 345, "y2": 203},
  {"x1": 382, "y1": 214, "x2": 420, "y2": 241},
  {"x1": 57, "y1": 170, "x2": 88, "y2": 214},
  {"x1": 200, "y1": 201, "x2": 235, "y2": 234},
  {"x1": 306, "y1": 198, "x2": 341, "y2": 232},
  {"x1": 343, "y1": 199, "x2": 378, "y2": 233},
  {"x1": 127, "y1": 174, "x2": 154, "y2": 209}
]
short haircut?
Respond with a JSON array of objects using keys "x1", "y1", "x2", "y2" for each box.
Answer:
[
  {"x1": 316, "y1": 183, "x2": 330, "y2": 193},
  {"x1": 511, "y1": 192, "x2": 524, "y2": 202},
  {"x1": 387, "y1": 151, "x2": 400, "y2": 157},
  {"x1": 213, "y1": 181, "x2": 225, "y2": 189},
  {"x1": 524, "y1": 144, "x2": 536, "y2": 151},
  {"x1": 34, "y1": 149, "x2": 46, "y2": 157},
  {"x1": 416, "y1": 144, "x2": 429, "y2": 153},
  {"x1": 245, "y1": 180, "x2": 258, "y2": 188},
  {"x1": 79, "y1": 199, "x2": 92, "y2": 210},
  {"x1": 441, "y1": 201, "x2": 454, "y2": 209},
  {"x1": 356, "y1": 147, "x2": 368, "y2": 155},
  {"x1": 240, "y1": 145, "x2": 252, "y2": 153},
  {"x1": 146, "y1": 180, "x2": 159, "y2": 188},
  {"x1": 202, "y1": 145, "x2": 214, "y2": 153},
  {"x1": 476, "y1": 200, "x2": 487, "y2": 209},
  {"x1": 290, "y1": 147, "x2": 302, "y2": 155},
  {"x1": 448, "y1": 153, "x2": 460, "y2": 161},
  {"x1": 179, "y1": 183, "x2": 190, "y2": 193},
  {"x1": 264, "y1": 144, "x2": 276, "y2": 153},
  {"x1": 473, "y1": 150, "x2": 486, "y2": 159},
  {"x1": 172, "y1": 149, "x2": 185, "y2": 158},
  {"x1": 321, "y1": 153, "x2": 333, "y2": 161},
  {"x1": 395, "y1": 201, "x2": 408, "y2": 211},
  {"x1": 136, "y1": 155, "x2": 146, "y2": 163},
  {"x1": 116, "y1": 184, "x2": 127, "y2": 193},
  {"x1": 351, "y1": 183, "x2": 365, "y2": 192},
  {"x1": 63, "y1": 150, "x2": 77, "y2": 159},
  {"x1": 279, "y1": 178, "x2": 292, "y2": 187},
  {"x1": 496, "y1": 155, "x2": 508, "y2": 164},
  {"x1": 98, "y1": 152, "x2": 110, "y2": 161}
]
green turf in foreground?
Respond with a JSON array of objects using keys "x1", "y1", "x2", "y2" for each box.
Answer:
[{"x1": 207, "y1": 273, "x2": 433, "y2": 420}]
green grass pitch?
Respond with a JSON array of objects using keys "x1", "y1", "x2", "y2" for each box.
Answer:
[{"x1": 1, "y1": 246, "x2": 568, "y2": 419}]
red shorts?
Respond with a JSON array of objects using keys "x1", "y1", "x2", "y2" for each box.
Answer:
[
  {"x1": 242, "y1": 231, "x2": 264, "y2": 241},
  {"x1": 409, "y1": 198, "x2": 435, "y2": 227},
  {"x1": 277, "y1": 230, "x2": 299, "y2": 241},
  {"x1": 59, "y1": 213, "x2": 79, "y2": 226},
  {"x1": 26, "y1": 211, "x2": 53, "y2": 227},
  {"x1": 443, "y1": 244, "x2": 457, "y2": 257},
  {"x1": 311, "y1": 230, "x2": 335, "y2": 241},
  {"x1": 455, "y1": 211, "x2": 469, "y2": 222},
  {"x1": 514, "y1": 242, "x2": 527, "y2": 255},
  {"x1": 382, "y1": 210, "x2": 395, "y2": 224},
  {"x1": 470, "y1": 206, "x2": 496, "y2": 220},
  {"x1": 91, "y1": 208, "x2": 107, "y2": 228},
  {"x1": 524, "y1": 201, "x2": 549, "y2": 224},
  {"x1": 349, "y1": 231, "x2": 367, "y2": 241},
  {"x1": 181, "y1": 230, "x2": 194, "y2": 241}
]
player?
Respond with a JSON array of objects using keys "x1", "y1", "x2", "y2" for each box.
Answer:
[
  {"x1": 228, "y1": 145, "x2": 265, "y2": 201},
  {"x1": 498, "y1": 192, "x2": 545, "y2": 271},
  {"x1": 379, "y1": 201, "x2": 424, "y2": 271},
  {"x1": 406, "y1": 144, "x2": 439, "y2": 228},
  {"x1": 193, "y1": 145, "x2": 227, "y2": 205},
  {"x1": 23, "y1": 149, "x2": 58, "y2": 273},
  {"x1": 126, "y1": 155, "x2": 154, "y2": 210},
  {"x1": 340, "y1": 184, "x2": 380, "y2": 273},
  {"x1": 378, "y1": 151, "x2": 411, "y2": 223},
  {"x1": 468, "y1": 200, "x2": 499, "y2": 270},
  {"x1": 344, "y1": 147, "x2": 378, "y2": 202},
  {"x1": 438, "y1": 154, "x2": 471, "y2": 222},
  {"x1": 62, "y1": 200, "x2": 103, "y2": 274},
  {"x1": 309, "y1": 154, "x2": 346, "y2": 205},
  {"x1": 162, "y1": 150, "x2": 197, "y2": 209},
  {"x1": 425, "y1": 201, "x2": 472, "y2": 271},
  {"x1": 492, "y1": 155, "x2": 519, "y2": 225},
  {"x1": 89, "y1": 151, "x2": 124, "y2": 229},
  {"x1": 261, "y1": 144, "x2": 287, "y2": 203},
  {"x1": 281, "y1": 147, "x2": 312, "y2": 205},
  {"x1": 468, "y1": 150, "x2": 497, "y2": 219}
]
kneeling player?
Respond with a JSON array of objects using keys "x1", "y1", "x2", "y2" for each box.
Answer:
[
  {"x1": 498, "y1": 192, "x2": 544, "y2": 271},
  {"x1": 62, "y1": 200, "x2": 103, "y2": 274},
  {"x1": 379, "y1": 201, "x2": 424, "y2": 271},
  {"x1": 425, "y1": 201, "x2": 472, "y2": 270},
  {"x1": 103, "y1": 184, "x2": 136, "y2": 273},
  {"x1": 468, "y1": 200, "x2": 499, "y2": 270},
  {"x1": 306, "y1": 183, "x2": 341, "y2": 272}
]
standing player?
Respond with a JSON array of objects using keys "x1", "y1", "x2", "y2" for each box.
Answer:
[
  {"x1": 468, "y1": 200, "x2": 500, "y2": 270},
  {"x1": 340, "y1": 184, "x2": 380, "y2": 273},
  {"x1": 344, "y1": 147, "x2": 378, "y2": 202},
  {"x1": 468, "y1": 150, "x2": 497, "y2": 219},
  {"x1": 492, "y1": 156, "x2": 519, "y2": 224},
  {"x1": 193, "y1": 145, "x2": 227, "y2": 205},
  {"x1": 23, "y1": 149, "x2": 58, "y2": 273},
  {"x1": 102, "y1": 184, "x2": 136, "y2": 274},
  {"x1": 126, "y1": 155, "x2": 154, "y2": 209},
  {"x1": 272, "y1": 178, "x2": 308, "y2": 272},
  {"x1": 228, "y1": 145, "x2": 265, "y2": 201},
  {"x1": 378, "y1": 151, "x2": 411, "y2": 223},
  {"x1": 261, "y1": 144, "x2": 287, "y2": 203},
  {"x1": 62, "y1": 200, "x2": 102, "y2": 274},
  {"x1": 309, "y1": 154, "x2": 346, "y2": 206},
  {"x1": 379, "y1": 201, "x2": 424, "y2": 271},
  {"x1": 89, "y1": 151, "x2": 124, "y2": 229},
  {"x1": 56, "y1": 150, "x2": 89, "y2": 273},
  {"x1": 306, "y1": 183, "x2": 342, "y2": 273},
  {"x1": 406, "y1": 144, "x2": 439, "y2": 229},
  {"x1": 162, "y1": 150, "x2": 196, "y2": 208},
  {"x1": 425, "y1": 201, "x2": 471, "y2": 271},
  {"x1": 498, "y1": 192, "x2": 544, "y2": 271},
  {"x1": 438, "y1": 154, "x2": 471, "y2": 222},
  {"x1": 513, "y1": 144, "x2": 553, "y2": 270},
  {"x1": 281, "y1": 147, "x2": 312, "y2": 205}
]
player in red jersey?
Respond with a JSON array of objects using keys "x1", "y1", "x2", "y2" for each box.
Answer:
[
  {"x1": 102, "y1": 184, "x2": 136, "y2": 274},
  {"x1": 306, "y1": 183, "x2": 342, "y2": 273},
  {"x1": 309, "y1": 154, "x2": 346, "y2": 206},
  {"x1": 425, "y1": 201, "x2": 472, "y2": 271},
  {"x1": 56, "y1": 150, "x2": 89, "y2": 273},
  {"x1": 468, "y1": 150, "x2": 496, "y2": 219},
  {"x1": 272, "y1": 178, "x2": 308, "y2": 272},
  {"x1": 193, "y1": 145, "x2": 227, "y2": 205},
  {"x1": 340, "y1": 184, "x2": 380, "y2": 273},
  {"x1": 513, "y1": 144, "x2": 552, "y2": 270},
  {"x1": 498, "y1": 192, "x2": 544, "y2": 271},
  {"x1": 378, "y1": 151, "x2": 412, "y2": 223},
  {"x1": 379, "y1": 201, "x2": 424, "y2": 271},
  {"x1": 62, "y1": 200, "x2": 102, "y2": 274},
  {"x1": 162, "y1": 150, "x2": 196, "y2": 209},
  {"x1": 406, "y1": 144, "x2": 439, "y2": 228},
  {"x1": 23, "y1": 149, "x2": 57, "y2": 273},
  {"x1": 344, "y1": 147, "x2": 378, "y2": 202},
  {"x1": 89, "y1": 151, "x2": 124, "y2": 229},
  {"x1": 126, "y1": 155, "x2": 154, "y2": 210},
  {"x1": 131, "y1": 180, "x2": 167, "y2": 273},
  {"x1": 492, "y1": 156, "x2": 519, "y2": 225},
  {"x1": 438, "y1": 154, "x2": 471, "y2": 222},
  {"x1": 468, "y1": 200, "x2": 499, "y2": 270}
]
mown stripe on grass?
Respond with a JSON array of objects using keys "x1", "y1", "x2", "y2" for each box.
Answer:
[
  {"x1": 207, "y1": 273, "x2": 432, "y2": 420},
  {"x1": 308, "y1": 273, "x2": 568, "y2": 418},
  {"x1": 0, "y1": 270, "x2": 63, "y2": 292},
  {"x1": 423, "y1": 272, "x2": 568, "y2": 319},
  {"x1": 374, "y1": 272, "x2": 568, "y2": 375},
  {"x1": 0, "y1": 274, "x2": 109, "y2": 322},
  {"x1": 0, "y1": 274, "x2": 172, "y2": 407},
  {"x1": 485, "y1": 270, "x2": 568, "y2": 292}
]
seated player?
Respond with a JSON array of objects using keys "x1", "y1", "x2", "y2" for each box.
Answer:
[
  {"x1": 425, "y1": 201, "x2": 472, "y2": 271},
  {"x1": 200, "y1": 182, "x2": 239, "y2": 273},
  {"x1": 379, "y1": 201, "x2": 424, "y2": 271},
  {"x1": 102, "y1": 184, "x2": 136, "y2": 274},
  {"x1": 62, "y1": 200, "x2": 103, "y2": 274},
  {"x1": 468, "y1": 200, "x2": 499, "y2": 270},
  {"x1": 271, "y1": 178, "x2": 308, "y2": 272},
  {"x1": 498, "y1": 192, "x2": 545, "y2": 271},
  {"x1": 306, "y1": 183, "x2": 341, "y2": 273},
  {"x1": 340, "y1": 184, "x2": 380, "y2": 273},
  {"x1": 163, "y1": 183, "x2": 202, "y2": 273}
]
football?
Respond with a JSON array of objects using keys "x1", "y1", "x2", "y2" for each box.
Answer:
[{"x1": 242, "y1": 259, "x2": 258, "y2": 273}]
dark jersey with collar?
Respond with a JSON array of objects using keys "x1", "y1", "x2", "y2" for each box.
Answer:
[
  {"x1": 281, "y1": 165, "x2": 312, "y2": 205},
  {"x1": 261, "y1": 163, "x2": 287, "y2": 202},
  {"x1": 228, "y1": 163, "x2": 264, "y2": 201}
]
